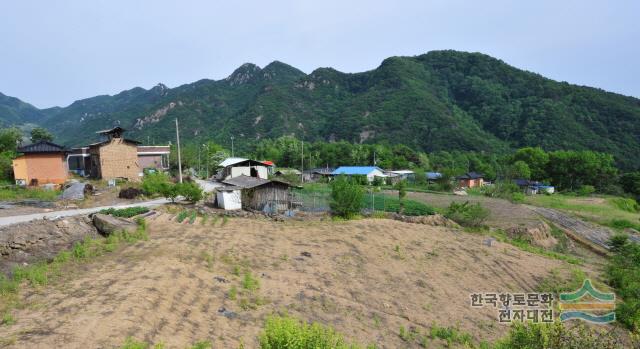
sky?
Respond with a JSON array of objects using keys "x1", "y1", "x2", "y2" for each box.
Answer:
[{"x1": 0, "y1": 0, "x2": 638, "y2": 108}]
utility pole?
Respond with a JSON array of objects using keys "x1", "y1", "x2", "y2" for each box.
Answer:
[
  {"x1": 175, "y1": 118, "x2": 183, "y2": 183},
  {"x1": 198, "y1": 146, "x2": 201, "y2": 177},
  {"x1": 373, "y1": 151, "x2": 377, "y2": 166},
  {"x1": 301, "y1": 140, "x2": 304, "y2": 183},
  {"x1": 204, "y1": 144, "x2": 209, "y2": 179},
  {"x1": 231, "y1": 136, "x2": 235, "y2": 157}
]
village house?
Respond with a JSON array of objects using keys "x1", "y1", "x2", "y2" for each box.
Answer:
[
  {"x1": 86, "y1": 127, "x2": 141, "y2": 182},
  {"x1": 331, "y1": 166, "x2": 386, "y2": 183},
  {"x1": 426, "y1": 171, "x2": 443, "y2": 184},
  {"x1": 12, "y1": 141, "x2": 68, "y2": 186},
  {"x1": 68, "y1": 144, "x2": 169, "y2": 176},
  {"x1": 217, "y1": 157, "x2": 269, "y2": 180},
  {"x1": 302, "y1": 167, "x2": 334, "y2": 182},
  {"x1": 456, "y1": 172, "x2": 484, "y2": 188}
]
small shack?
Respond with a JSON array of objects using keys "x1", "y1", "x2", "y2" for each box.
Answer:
[
  {"x1": 222, "y1": 175, "x2": 295, "y2": 212},
  {"x1": 12, "y1": 141, "x2": 68, "y2": 186},
  {"x1": 215, "y1": 186, "x2": 242, "y2": 210},
  {"x1": 331, "y1": 166, "x2": 386, "y2": 183}
]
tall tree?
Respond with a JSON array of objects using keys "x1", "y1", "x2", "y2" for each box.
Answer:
[{"x1": 30, "y1": 127, "x2": 54, "y2": 143}]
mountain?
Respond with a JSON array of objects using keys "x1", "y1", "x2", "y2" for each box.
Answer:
[
  {"x1": 2, "y1": 50, "x2": 640, "y2": 168},
  {"x1": 0, "y1": 92, "x2": 47, "y2": 126}
]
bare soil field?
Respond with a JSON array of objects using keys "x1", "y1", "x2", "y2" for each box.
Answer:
[
  {"x1": 402, "y1": 191, "x2": 540, "y2": 229},
  {"x1": 0, "y1": 214, "x2": 579, "y2": 348}
]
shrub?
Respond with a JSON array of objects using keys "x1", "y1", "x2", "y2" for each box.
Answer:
[
  {"x1": 160, "y1": 184, "x2": 179, "y2": 202},
  {"x1": 141, "y1": 172, "x2": 172, "y2": 196},
  {"x1": 494, "y1": 322, "x2": 624, "y2": 349},
  {"x1": 577, "y1": 185, "x2": 596, "y2": 196},
  {"x1": 608, "y1": 218, "x2": 640, "y2": 231},
  {"x1": 609, "y1": 197, "x2": 639, "y2": 213},
  {"x1": 330, "y1": 176, "x2": 364, "y2": 219},
  {"x1": 176, "y1": 181, "x2": 203, "y2": 202},
  {"x1": 444, "y1": 201, "x2": 490, "y2": 227},
  {"x1": 259, "y1": 315, "x2": 372, "y2": 349},
  {"x1": 606, "y1": 234, "x2": 640, "y2": 331}
]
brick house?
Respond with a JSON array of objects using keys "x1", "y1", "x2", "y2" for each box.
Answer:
[{"x1": 12, "y1": 141, "x2": 68, "y2": 186}]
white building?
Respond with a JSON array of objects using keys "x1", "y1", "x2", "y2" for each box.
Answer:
[{"x1": 217, "y1": 158, "x2": 269, "y2": 180}]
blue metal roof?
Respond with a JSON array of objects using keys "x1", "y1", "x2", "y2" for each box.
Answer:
[
  {"x1": 331, "y1": 166, "x2": 383, "y2": 175},
  {"x1": 426, "y1": 172, "x2": 442, "y2": 180}
]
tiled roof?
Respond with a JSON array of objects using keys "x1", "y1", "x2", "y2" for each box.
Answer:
[{"x1": 17, "y1": 141, "x2": 66, "y2": 154}]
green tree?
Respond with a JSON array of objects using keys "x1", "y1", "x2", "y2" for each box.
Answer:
[
  {"x1": 620, "y1": 172, "x2": 640, "y2": 199},
  {"x1": 30, "y1": 127, "x2": 54, "y2": 143},
  {"x1": 508, "y1": 160, "x2": 531, "y2": 180},
  {"x1": 0, "y1": 127, "x2": 22, "y2": 153},
  {"x1": 329, "y1": 176, "x2": 364, "y2": 219},
  {"x1": 546, "y1": 150, "x2": 617, "y2": 192},
  {"x1": 512, "y1": 147, "x2": 549, "y2": 181}
]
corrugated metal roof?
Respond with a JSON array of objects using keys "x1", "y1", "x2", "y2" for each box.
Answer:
[
  {"x1": 222, "y1": 175, "x2": 292, "y2": 189},
  {"x1": 426, "y1": 172, "x2": 442, "y2": 180},
  {"x1": 331, "y1": 166, "x2": 383, "y2": 176},
  {"x1": 17, "y1": 141, "x2": 66, "y2": 154},
  {"x1": 218, "y1": 157, "x2": 249, "y2": 167}
]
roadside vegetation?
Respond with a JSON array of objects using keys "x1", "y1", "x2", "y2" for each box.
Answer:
[
  {"x1": 607, "y1": 234, "x2": 640, "y2": 331},
  {"x1": 0, "y1": 186, "x2": 60, "y2": 201},
  {"x1": 99, "y1": 206, "x2": 149, "y2": 218},
  {"x1": 141, "y1": 172, "x2": 203, "y2": 203}
]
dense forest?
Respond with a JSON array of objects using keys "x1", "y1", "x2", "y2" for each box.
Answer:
[{"x1": 0, "y1": 50, "x2": 639, "y2": 169}]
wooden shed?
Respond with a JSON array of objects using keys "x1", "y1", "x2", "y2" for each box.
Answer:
[{"x1": 222, "y1": 175, "x2": 295, "y2": 213}]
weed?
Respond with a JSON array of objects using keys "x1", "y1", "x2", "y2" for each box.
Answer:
[
  {"x1": 200, "y1": 214, "x2": 208, "y2": 225},
  {"x1": 242, "y1": 272, "x2": 260, "y2": 291},
  {"x1": 228, "y1": 286, "x2": 238, "y2": 300},
  {"x1": 176, "y1": 210, "x2": 190, "y2": 223},
  {"x1": 2, "y1": 312, "x2": 15, "y2": 326},
  {"x1": 200, "y1": 251, "x2": 214, "y2": 270},
  {"x1": 222, "y1": 215, "x2": 229, "y2": 226},
  {"x1": 189, "y1": 341, "x2": 212, "y2": 349},
  {"x1": 188, "y1": 210, "x2": 197, "y2": 224},
  {"x1": 119, "y1": 337, "x2": 148, "y2": 349},
  {"x1": 429, "y1": 323, "x2": 473, "y2": 346},
  {"x1": 259, "y1": 314, "x2": 373, "y2": 348},
  {"x1": 232, "y1": 265, "x2": 241, "y2": 276},
  {"x1": 211, "y1": 215, "x2": 220, "y2": 226}
]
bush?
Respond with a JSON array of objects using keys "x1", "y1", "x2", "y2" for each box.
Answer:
[
  {"x1": 141, "y1": 172, "x2": 172, "y2": 196},
  {"x1": 330, "y1": 176, "x2": 364, "y2": 219},
  {"x1": 608, "y1": 219, "x2": 640, "y2": 231},
  {"x1": 494, "y1": 322, "x2": 624, "y2": 349},
  {"x1": 577, "y1": 185, "x2": 596, "y2": 196},
  {"x1": 176, "y1": 181, "x2": 203, "y2": 202},
  {"x1": 609, "y1": 197, "x2": 639, "y2": 213},
  {"x1": 606, "y1": 234, "x2": 640, "y2": 331},
  {"x1": 444, "y1": 201, "x2": 490, "y2": 227},
  {"x1": 259, "y1": 315, "x2": 371, "y2": 349}
]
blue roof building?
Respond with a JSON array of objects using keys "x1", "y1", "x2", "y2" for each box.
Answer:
[{"x1": 331, "y1": 166, "x2": 386, "y2": 182}]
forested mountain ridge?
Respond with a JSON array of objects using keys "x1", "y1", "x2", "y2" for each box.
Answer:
[{"x1": 1, "y1": 50, "x2": 639, "y2": 168}]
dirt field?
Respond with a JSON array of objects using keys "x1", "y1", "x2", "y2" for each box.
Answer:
[
  {"x1": 0, "y1": 214, "x2": 576, "y2": 348},
  {"x1": 402, "y1": 191, "x2": 542, "y2": 229}
]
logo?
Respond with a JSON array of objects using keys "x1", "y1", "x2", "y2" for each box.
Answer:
[{"x1": 559, "y1": 279, "x2": 615, "y2": 324}]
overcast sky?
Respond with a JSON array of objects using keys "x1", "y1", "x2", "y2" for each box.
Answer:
[{"x1": 1, "y1": 0, "x2": 638, "y2": 108}]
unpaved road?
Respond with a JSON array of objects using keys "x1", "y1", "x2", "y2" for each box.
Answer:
[
  {"x1": 0, "y1": 198, "x2": 170, "y2": 227},
  {"x1": 529, "y1": 206, "x2": 640, "y2": 251},
  {"x1": 0, "y1": 216, "x2": 572, "y2": 348}
]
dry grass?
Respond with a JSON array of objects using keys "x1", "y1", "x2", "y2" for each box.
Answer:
[{"x1": 0, "y1": 214, "x2": 583, "y2": 348}]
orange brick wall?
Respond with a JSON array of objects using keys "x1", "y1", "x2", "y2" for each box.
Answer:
[
  {"x1": 98, "y1": 139, "x2": 140, "y2": 181},
  {"x1": 12, "y1": 154, "x2": 67, "y2": 185}
]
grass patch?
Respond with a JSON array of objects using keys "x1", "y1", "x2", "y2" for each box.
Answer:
[
  {"x1": 363, "y1": 194, "x2": 436, "y2": 216},
  {"x1": 99, "y1": 206, "x2": 149, "y2": 218},
  {"x1": 536, "y1": 268, "x2": 588, "y2": 294},
  {"x1": 1, "y1": 312, "x2": 15, "y2": 326},
  {"x1": 118, "y1": 337, "x2": 211, "y2": 349},
  {"x1": 259, "y1": 314, "x2": 375, "y2": 349},
  {"x1": 188, "y1": 210, "x2": 197, "y2": 224},
  {"x1": 242, "y1": 272, "x2": 260, "y2": 291},
  {"x1": 0, "y1": 187, "x2": 61, "y2": 201}
]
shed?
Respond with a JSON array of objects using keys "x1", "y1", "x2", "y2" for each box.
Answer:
[
  {"x1": 222, "y1": 175, "x2": 295, "y2": 212},
  {"x1": 86, "y1": 127, "x2": 142, "y2": 182},
  {"x1": 215, "y1": 186, "x2": 242, "y2": 210}
]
